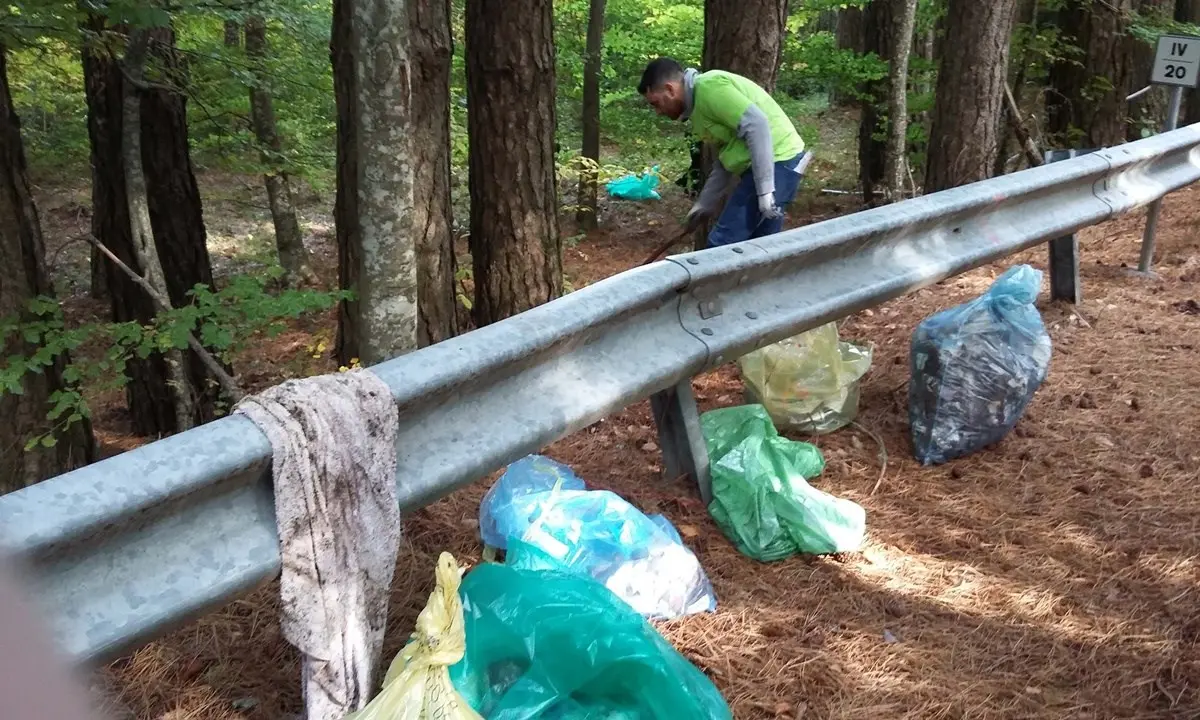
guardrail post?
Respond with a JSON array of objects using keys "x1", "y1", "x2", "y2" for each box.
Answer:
[
  {"x1": 1043, "y1": 148, "x2": 1095, "y2": 304},
  {"x1": 650, "y1": 379, "x2": 711, "y2": 504}
]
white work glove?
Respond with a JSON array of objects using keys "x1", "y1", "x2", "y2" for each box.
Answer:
[{"x1": 758, "y1": 192, "x2": 782, "y2": 221}]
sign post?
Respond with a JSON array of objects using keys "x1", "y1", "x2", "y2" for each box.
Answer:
[{"x1": 1139, "y1": 34, "x2": 1200, "y2": 272}]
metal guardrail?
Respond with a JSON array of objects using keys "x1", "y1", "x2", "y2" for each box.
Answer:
[{"x1": 3, "y1": 125, "x2": 1200, "y2": 668}]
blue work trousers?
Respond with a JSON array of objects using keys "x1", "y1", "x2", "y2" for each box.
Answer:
[{"x1": 707, "y1": 152, "x2": 806, "y2": 248}]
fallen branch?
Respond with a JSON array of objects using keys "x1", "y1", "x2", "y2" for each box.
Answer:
[
  {"x1": 87, "y1": 235, "x2": 245, "y2": 403},
  {"x1": 640, "y1": 226, "x2": 694, "y2": 266},
  {"x1": 1005, "y1": 84, "x2": 1044, "y2": 169}
]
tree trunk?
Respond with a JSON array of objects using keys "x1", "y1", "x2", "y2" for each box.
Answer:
[
  {"x1": 884, "y1": 0, "x2": 918, "y2": 199},
  {"x1": 1047, "y1": 0, "x2": 1134, "y2": 148},
  {"x1": 859, "y1": 0, "x2": 896, "y2": 204},
  {"x1": 82, "y1": 20, "x2": 222, "y2": 436},
  {"x1": 924, "y1": 0, "x2": 1019, "y2": 192},
  {"x1": 1177, "y1": 0, "x2": 1200, "y2": 123},
  {"x1": 332, "y1": 0, "x2": 360, "y2": 364},
  {"x1": 1129, "y1": 0, "x2": 1177, "y2": 139},
  {"x1": 224, "y1": 19, "x2": 241, "y2": 47},
  {"x1": 703, "y1": 0, "x2": 789, "y2": 92},
  {"x1": 244, "y1": 15, "x2": 313, "y2": 287},
  {"x1": 465, "y1": 0, "x2": 561, "y2": 324},
  {"x1": 995, "y1": 0, "x2": 1038, "y2": 176},
  {"x1": 832, "y1": 6, "x2": 866, "y2": 106},
  {"x1": 1, "y1": 44, "x2": 96, "y2": 491},
  {"x1": 122, "y1": 30, "x2": 195, "y2": 433},
  {"x1": 576, "y1": 0, "x2": 606, "y2": 231}
]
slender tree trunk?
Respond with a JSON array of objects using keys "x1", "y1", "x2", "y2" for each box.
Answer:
[
  {"x1": 694, "y1": 0, "x2": 789, "y2": 249},
  {"x1": 859, "y1": 0, "x2": 896, "y2": 204},
  {"x1": 1, "y1": 44, "x2": 96, "y2": 490},
  {"x1": 224, "y1": 19, "x2": 241, "y2": 47},
  {"x1": 465, "y1": 0, "x2": 561, "y2": 324},
  {"x1": 884, "y1": 0, "x2": 918, "y2": 199},
  {"x1": 995, "y1": 0, "x2": 1038, "y2": 176},
  {"x1": 332, "y1": 0, "x2": 360, "y2": 364},
  {"x1": 925, "y1": 0, "x2": 1019, "y2": 192},
  {"x1": 1047, "y1": 0, "x2": 1134, "y2": 148},
  {"x1": 244, "y1": 15, "x2": 313, "y2": 287},
  {"x1": 410, "y1": 0, "x2": 458, "y2": 346},
  {"x1": 576, "y1": 0, "x2": 606, "y2": 231},
  {"x1": 82, "y1": 20, "x2": 222, "y2": 435},
  {"x1": 121, "y1": 30, "x2": 194, "y2": 433}
]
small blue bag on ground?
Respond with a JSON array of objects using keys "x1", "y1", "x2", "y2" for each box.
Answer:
[
  {"x1": 478, "y1": 455, "x2": 717, "y2": 619},
  {"x1": 908, "y1": 264, "x2": 1052, "y2": 465},
  {"x1": 606, "y1": 166, "x2": 661, "y2": 200},
  {"x1": 448, "y1": 540, "x2": 733, "y2": 720}
]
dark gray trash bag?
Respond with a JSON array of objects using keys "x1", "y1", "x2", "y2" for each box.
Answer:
[{"x1": 908, "y1": 265, "x2": 1052, "y2": 465}]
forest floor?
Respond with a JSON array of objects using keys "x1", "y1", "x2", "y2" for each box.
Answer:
[{"x1": 30, "y1": 117, "x2": 1200, "y2": 718}]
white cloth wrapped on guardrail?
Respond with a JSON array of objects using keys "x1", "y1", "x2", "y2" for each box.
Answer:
[{"x1": 235, "y1": 370, "x2": 401, "y2": 720}]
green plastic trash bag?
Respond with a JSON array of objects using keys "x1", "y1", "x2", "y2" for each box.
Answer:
[
  {"x1": 738, "y1": 322, "x2": 873, "y2": 435},
  {"x1": 701, "y1": 405, "x2": 866, "y2": 561},
  {"x1": 448, "y1": 540, "x2": 732, "y2": 720},
  {"x1": 606, "y1": 166, "x2": 661, "y2": 201}
]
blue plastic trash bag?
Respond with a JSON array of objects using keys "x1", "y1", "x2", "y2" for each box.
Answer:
[
  {"x1": 448, "y1": 539, "x2": 734, "y2": 720},
  {"x1": 908, "y1": 264, "x2": 1052, "y2": 465},
  {"x1": 479, "y1": 455, "x2": 585, "y2": 549},
  {"x1": 478, "y1": 455, "x2": 717, "y2": 620},
  {"x1": 606, "y1": 165, "x2": 661, "y2": 200}
]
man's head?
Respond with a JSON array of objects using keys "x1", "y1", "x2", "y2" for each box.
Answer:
[{"x1": 638, "y1": 57, "x2": 687, "y2": 120}]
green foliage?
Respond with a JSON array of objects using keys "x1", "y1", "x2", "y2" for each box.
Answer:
[{"x1": 0, "y1": 272, "x2": 350, "y2": 447}]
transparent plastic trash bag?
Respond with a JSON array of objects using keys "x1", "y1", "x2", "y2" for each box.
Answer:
[
  {"x1": 701, "y1": 405, "x2": 866, "y2": 561},
  {"x1": 605, "y1": 166, "x2": 661, "y2": 201},
  {"x1": 478, "y1": 455, "x2": 716, "y2": 620},
  {"x1": 738, "y1": 322, "x2": 873, "y2": 435},
  {"x1": 448, "y1": 540, "x2": 733, "y2": 720},
  {"x1": 908, "y1": 264, "x2": 1052, "y2": 465},
  {"x1": 345, "y1": 553, "x2": 482, "y2": 720}
]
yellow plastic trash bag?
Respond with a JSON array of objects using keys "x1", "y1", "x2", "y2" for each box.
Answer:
[
  {"x1": 738, "y1": 322, "x2": 873, "y2": 435},
  {"x1": 345, "y1": 552, "x2": 482, "y2": 720}
]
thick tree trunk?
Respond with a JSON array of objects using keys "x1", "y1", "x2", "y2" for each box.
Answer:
[
  {"x1": 1129, "y1": 0, "x2": 1178, "y2": 139},
  {"x1": 121, "y1": 30, "x2": 194, "y2": 433},
  {"x1": 859, "y1": 0, "x2": 896, "y2": 204},
  {"x1": 410, "y1": 0, "x2": 457, "y2": 346},
  {"x1": 82, "y1": 21, "x2": 222, "y2": 435},
  {"x1": 465, "y1": 0, "x2": 561, "y2": 324},
  {"x1": 833, "y1": 6, "x2": 866, "y2": 106},
  {"x1": 884, "y1": 0, "x2": 918, "y2": 199},
  {"x1": 703, "y1": 0, "x2": 789, "y2": 92},
  {"x1": 1, "y1": 44, "x2": 95, "y2": 490},
  {"x1": 244, "y1": 15, "x2": 313, "y2": 287},
  {"x1": 576, "y1": 0, "x2": 606, "y2": 231},
  {"x1": 1047, "y1": 0, "x2": 1134, "y2": 148},
  {"x1": 924, "y1": 0, "x2": 1019, "y2": 192},
  {"x1": 332, "y1": 0, "x2": 360, "y2": 364}
]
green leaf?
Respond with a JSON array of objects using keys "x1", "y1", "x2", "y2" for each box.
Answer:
[{"x1": 40, "y1": 434, "x2": 57, "y2": 448}]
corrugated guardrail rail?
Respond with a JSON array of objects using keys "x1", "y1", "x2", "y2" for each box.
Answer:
[{"x1": 3, "y1": 125, "x2": 1200, "y2": 668}]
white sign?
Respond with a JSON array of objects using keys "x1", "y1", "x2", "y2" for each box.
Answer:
[{"x1": 1151, "y1": 34, "x2": 1200, "y2": 88}]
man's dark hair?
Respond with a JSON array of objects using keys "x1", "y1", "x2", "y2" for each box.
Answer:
[{"x1": 638, "y1": 57, "x2": 685, "y2": 95}]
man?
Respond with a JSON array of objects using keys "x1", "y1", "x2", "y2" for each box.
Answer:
[{"x1": 639, "y1": 57, "x2": 809, "y2": 248}]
